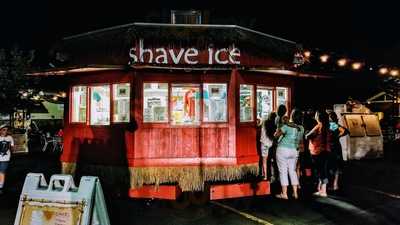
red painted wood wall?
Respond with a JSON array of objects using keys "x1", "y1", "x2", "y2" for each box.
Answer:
[{"x1": 60, "y1": 69, "x2": 294, "y2": 169}]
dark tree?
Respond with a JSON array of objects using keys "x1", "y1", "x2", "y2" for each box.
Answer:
[{"x1": 0, "y1": 47, "x2": 35, "y2": 114}]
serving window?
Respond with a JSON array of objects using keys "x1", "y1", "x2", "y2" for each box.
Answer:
[
  {"x1": 276, "y1": 87, "x2": 288, "y2": 109},
  {"x1": 70, "y1": 83, "x2": 131, "y2": 125},
  {"x1": 142, "y1": 83, "x2": 228, "y2": 125},
  {"x1": 143, "y1": 83, "x2": 168, "y2": 123},
  {"x1": 171, "y1": 84, "x2": 201, "y2": 125},
  {"x1": 90, "y1": 85, "x2": 111, "y2": 125},
  {"x1": 240, "y1": 84, "x2": 254, "y2": 122},
  {"x1": 203, "y1": 83, "x2": 227, "y2": 122},
  {"x1": 71, "y1": 86, "x2": 87, "y2": 123},
  {"x1": 257, "y1": 86, "x2": 273, "y2": 120},
  {"x1": 113, "y1": 83, "x2": 130, "y2": 123}
]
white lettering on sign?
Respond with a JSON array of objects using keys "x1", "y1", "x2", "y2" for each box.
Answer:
[
  {"x1": 185, "y1": 48, "x2": 199, "y2": 64},
  {"x1": 155, "y1": 48, "x2": 168, "y2": 64},
  {"x1": 129, "y1": 39, "x2": 240, "y2": 65}
]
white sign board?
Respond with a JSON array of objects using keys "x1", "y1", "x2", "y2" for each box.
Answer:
[{"x1": 14, "y1": 173, "x2": 110, "y2": 225}]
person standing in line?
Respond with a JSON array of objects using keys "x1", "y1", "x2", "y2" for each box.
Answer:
[
  {"x1": 274, "y1": 109, "x2": 304, "y2": 200},
  {"x1": 275, "y1": 105, "x2": 288, "y2": 128},
  {"x1": 259, "y1": 112, "x2": 277, "y2": 180},
  {"x1": 328, "y1": 111, "x2": 349, "y2": 191},
  {"x1": 306, "y1": 110, "x2": 333, "y2": 197},
  {"x1": 270, "y1": 104, "x2": 288, "y2": 182},
  {"x1": 0, "y1": 124, "x2": 14, "y2": 194}
]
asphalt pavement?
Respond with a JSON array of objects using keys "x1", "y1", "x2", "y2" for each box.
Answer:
[{"x1": 2, "y1": 150, "x2": 400, "y2": 225}]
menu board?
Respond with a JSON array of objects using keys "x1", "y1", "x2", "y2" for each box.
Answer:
[{"x1": 19, "y1": 202, "x2": 83, "y2": 225}]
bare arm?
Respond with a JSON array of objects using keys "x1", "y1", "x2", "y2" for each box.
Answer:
[
  {"x1": 274, "y1": 128, "x2": 283, "y2": 138},
  {"x1": 305, "y1": 125, "x2": 319, "y2": 140},
  {"x1": 338, "y1": 126, "x2": 350, "y2": 138}
]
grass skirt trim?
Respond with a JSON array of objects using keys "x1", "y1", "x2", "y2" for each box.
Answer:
[{"x1": 129, "y1": 164, "x2": 259, "y2": 191}]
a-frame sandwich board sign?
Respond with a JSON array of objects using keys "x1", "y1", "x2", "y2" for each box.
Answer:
[{"x1": 14, "y1": 173, "x2": 110, "y2": 225}]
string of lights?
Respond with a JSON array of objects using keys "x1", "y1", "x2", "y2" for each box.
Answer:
[{"x1": 299, "y1": 49, "x2": 400, "y2": 78}]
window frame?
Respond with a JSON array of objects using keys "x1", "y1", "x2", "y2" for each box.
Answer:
[
  {"x1": 256, "y1": 86, "x2": 275, "y2": 120},
  {"x1": 239, "y1": 84, "x2": 255, "y2": 123},
  {"x1": 112, "y1": 82, "x2": 131, "y2": 124},
  {"x1": 202, "y1": 83, "x2": 228, "y2": 123},
  {"x1": 142, "y1": 82, "x2": 170, "y2": 124},
  {"x1": 70, "y1": 82, "x2": 132, "y2": 126},
  {"x1": 169, "y1": 83, "x2": 202, "y2": 127},
  {"x1": 70, "y1": 85, "x2": 88, "y2": 124},
  {"x1": 275, "y1": 86, "x2": 290, "y2": 112},
  {"x1": 88, "y1": 84, "x2": 111, "y2": 126}
]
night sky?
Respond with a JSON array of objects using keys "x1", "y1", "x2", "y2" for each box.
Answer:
[{"x1": 1, "y1": 1, "x2": 400, "y2": 65}]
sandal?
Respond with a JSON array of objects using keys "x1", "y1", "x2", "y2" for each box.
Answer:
[
  {"x1": 313, "y1": 192, "x2": 328, "y2": 197},
  {"x1": 292, "y1": 193, "x2": 299, "y2": 200},
  {"x1": 275, "y1": 193, "x2": 288, "y2": 200},
  {"x1": 319, "y1": 192, "x2": 328, "y2": 197},
  {"x1": 312, "y1": 192, "x2": 321, "y2": 196}
]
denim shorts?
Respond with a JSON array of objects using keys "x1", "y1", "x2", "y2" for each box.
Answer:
[{"x1": 0, "y1": 161, "x2": 9, "y2": 173}]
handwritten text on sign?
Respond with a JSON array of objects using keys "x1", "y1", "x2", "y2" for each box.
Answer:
[{"x1": 129, "y1": 39, "x2": 240, "y2": 65}]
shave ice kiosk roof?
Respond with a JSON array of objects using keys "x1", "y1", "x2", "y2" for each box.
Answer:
[{"x1": 47, "y1": 22, "x2": 300, "y2": 72}]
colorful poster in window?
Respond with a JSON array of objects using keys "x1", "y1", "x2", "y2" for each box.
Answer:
[
  {"x1": 90, "y1": 85, "x2": 110, "y2": 125},
  {"x1": 203, "y1": 84, "x2": 227, "y2": 122},
  {"x1": 71, "y1": 86, "x2": 87, "y2": 123},
  {"x1": 171, "y1": 84, "x2": 200, "y2": 125},
  {"x1": 113, "y1": 83, "x2": 130, "y2": 123},
  {"x1": 240, "y1": 85, "x2": 254, "y2": 122},
  {"x1": 143, "y1": 83, "x2": 168, "y2": 122},
  {"x1": 257, "y1": 87, "x2": 273, "y2": 120}
]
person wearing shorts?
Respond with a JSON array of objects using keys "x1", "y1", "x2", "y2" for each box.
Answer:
[
  {"x1": 259, "y1": 112, "x2": 277, "y2": 180},
  {"x1": 0, "y1": 124, "x2": 14, "y2": 194}
]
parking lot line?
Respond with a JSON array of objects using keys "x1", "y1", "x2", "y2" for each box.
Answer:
[{"x1": 210, "y1": 201, "x2": 274, "y2": 225}]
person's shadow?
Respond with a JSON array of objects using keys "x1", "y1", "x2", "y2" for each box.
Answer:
[{"x1": 74, "y1": 120, "x2": 137, "y2": 224}]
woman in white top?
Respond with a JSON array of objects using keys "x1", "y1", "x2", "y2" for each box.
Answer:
[
  {"x1": 0, "y1": 124, "x2": 14, "y2": 194},
  {"x1": 259, "y1": 112, "x2": 277, "y2": 180}
]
